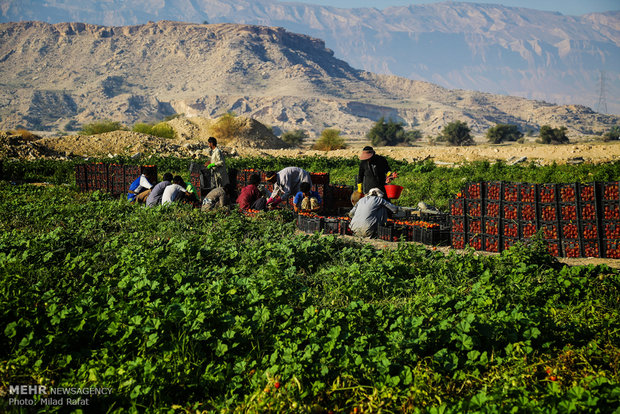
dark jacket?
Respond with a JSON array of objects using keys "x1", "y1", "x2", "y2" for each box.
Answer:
[{"x1": 358, "y1": 153, "x2": 390, "y2": 194}]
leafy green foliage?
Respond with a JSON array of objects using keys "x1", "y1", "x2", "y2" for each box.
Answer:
[
  {"x1": 79, "y1": 120, "x2": 126, "y2": 135},
  {"x1": 133, "y1": 122, "x2": 175, "y2": 139},
  {"x1": 281, "y1": 129, "x2": 308, "y2": 147},
  {"x1": 438, "y1": 121, "x2": 474, "y2": 146},
  {"x1": 367, "y1": 117, "x2": 421, "y2": 146},
  {"x1": 0, "y1": 183, "x2": 618, "y2": 412},
  {"x1": 313, "y1": 129, "x2": 347, "y2": 151},
  {"x1": 603, "y1": 126, "x2": 620, "y2": 141},
  {"x1": 540, "y1": 125, "x2": 569, "y2": 144},
  {"x1": 487, "y1": 124, "x2": 524, "y2": 144},
  {"x1": 210, "y1": 112, "x2": 243, "y2": 143}
]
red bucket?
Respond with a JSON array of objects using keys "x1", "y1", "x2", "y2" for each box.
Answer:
[{"x1": 385, "y1": 184, "x2": 403, "y2": 199}]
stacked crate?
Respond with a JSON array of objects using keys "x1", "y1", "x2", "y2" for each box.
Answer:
[
  {"x1": 601, "y1": 182, "x2": 620, "y2": 258},
  {"x1": 537, "y1": 184, "x2": 561, "y2": 257},
  {"x1": 484, "y1": 181, "x2": 502, "y2": 253},
  {"x1": 501, "y1": 182, "x2": 519, "y2": 251},
  {"x1": 450, "y1": 197, "x2": 466, "y2": 249},
  {"x1": 465, "y1": 182, "x2": 484, "y2": 251},
  {"x1": 75, "y1": 163, "x2": 158, "y2": 197}
]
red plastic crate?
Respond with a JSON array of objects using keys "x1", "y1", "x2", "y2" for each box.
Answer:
[
  {"x1": 521, "y1": 221, "x2": 538, "y2": 239},
  {"x1": 503, "y1": 202, "x2": 519, "y2": 220},
  {"x1": 560, "y1": 203, "x2": 578, "y2": 221},
  {"x1": 562, "y1": 239, "x2": 581, "y2": 258},
  {"x1": 539, "y1": 204, "x2": 558, "y2": 222},
  {"x1": 466, "y1": 199, "x2": 482, "y2": 217},
  {"x1": 519, "y1": 183, "x2": 537, "y2": 203},
  {"x1": 579, "y1": 183, "x2": 596, "y2": 202},
  {"x1": 539, "y1": 184, "x2": 558, "y2": 203},
  {"x1": 451, "y1": 216, "x2": 465, "y2": 233},
  {"x1": 503, "y1": 183, "x2": 519, "y2": 202},
  {"x1": 502, "y1": 220, "x2": 519, "y2": 238},
  {"x1": 451, "y1": 232, "x2": 466, "y2": 249},
  {"x1": 558, "y1": 183, "x2": 578, "y2": 203},
  {"x1": 484, "y1": 218, "x2": 500, "y2": 236},
  {"x1": 521, "y1": 202, "x2": 537, "y2": 221},
  {"x1": 601, "y1": 182, "x2": 620, "y2": 201},
  {"x1": 467, "y1": 217, "x2": 483, "y2": 234},
  {"x1": 540, "y1": 222, "x2": 559, "y2": 240},
  {"x1": 603, "y1": 239, "x2": 620, "y2": 259},
  {"x1": 310, "y1": 172, "x2": 330, "y2": 185},
  {"x1": 486, "y1": 181, "x2": 502, "y2": 201},
  {"x1": 579, "y1": 202, "x2": 598, "y2": 221},
  {"x1": 546, "y1": 240, "x2": 561, "y2": 257},
  {"x1": 583, "y1": 240, "x2": 601, "y2": 258},
  {"x1": 485, "y1": 200, "x2": 501, "y2": 218},
  {"x1": 467, "y1": 234, "x2": 483, "y2": 250},
  {"x1": 484, "y1": 235, "x2": 500, "y2": 253},
  {"x1": 467, "y1": 182, "x2": 483, "y2": 199},
  {"x1": 561, "y1": 221, "x2": 580, "y2": 240}
]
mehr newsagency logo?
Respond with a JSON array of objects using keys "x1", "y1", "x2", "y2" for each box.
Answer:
[{"x1": 2, "y1": 384, "x2": 113, "y2": 407}]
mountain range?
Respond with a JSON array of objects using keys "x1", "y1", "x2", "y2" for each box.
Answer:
[
  {"x1": 0, "y1": 20, "x2": 617, "y2": 141},
  {"x1": 1, "y1": 0, "x2": 619, "y2": 115}
]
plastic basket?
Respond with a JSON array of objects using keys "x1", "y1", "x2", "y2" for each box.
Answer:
[
  {"x1": 503, "y1": 237, "x2": 519, "y2": 251},
  {"x1": 323, "y1": 218, "x2": 340, "y2": 234},
  {"x1": 521, "y1": 202, "x2": 537, "y2": 221},
  {"x1": 466, "y1": 199, "x2": 482, "y2": 217},
  {"x1": 484, "y1": 218, "x2": 500, "y2": 236},
  {"x1": 467, "y1": 234, "x2": 483, "y2": 250},
  {"x1": 538, "y1": 183, "x2": 558, "y2": 203},
  {"x1": 519, "y1": 183, "x2": 537, "y2": 203},
  {"x1": 602, "y1": 201, "x2": 620, "y2": 220},
  {"x1": 579, "y1": 182, "x2": 596, "y2": 202},
  {"x1": 520, "y1": 221, "x2": 538, "y2": 239},
  {"x1": 562, "y1": 239, "x2": 582, "y2": 258},
  {"x1": 539, "y1": 203, "x2": 558, "y2": 222},
  {"x1": 503, "y1": 182, "x2": 519, "y2": 202},
  {"x1": 540, "y1": 222, "x2": 560, "y2": 240},
  {"x1": 467, "y1": 217, "x2": 483, "y2": 235},
  {"x1": 603, "y1": 221, "x2": 620, "y2": 240},
  {"x1": 560, "y1": 221, "x2": 580, "y2": 240},
  {"x1": 601, "y1": 182, "x2": 620, "y2": 201},
  {"x1": 558, "y1": 183, "x2": 578, "y2": 203},
  {"x1": 451, "y1": 232, "x2": 466, "y2": 249},
  {"x1": 502, "y1": 220, "x2": 519, "y2": 238},
  {"x1": 583, "y1": 240, "x2": 601, "y2": 258},
  {"x1": 384, "y1": 185, "x2": 404, "y2": 200},
  {"x1": 502, "y1": 202, "x2": 519, "y2": 220},
  {"x1": 579, "y1": 201, "x2": 598, "y2": 221},
  {"x1": 485, "y1": 200, "x2": 501, "y2": 218},
  {"x1": 486, "y1": 181, "x2": 502, "y2": 201},
  {"x1": 450, "y1": 198, "x2": 465, "y2": 216},
  {"x1": 560, "y1": 203, "x2": 578, "y2": 221},
  {"x1": 546, "y1": 240, "x2": 562, "y2": 257},
  {"x1": 603, "y1": 239, "x2": 620, "y2": 259},
  {"x1": 466, "y1": 182, "x2": 483, "y2": 199},
  {"x1": 484, "y1": 235, "x2": 500, "y2": 253}
]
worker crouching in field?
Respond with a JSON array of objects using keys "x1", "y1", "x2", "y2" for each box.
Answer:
[
  {"x1": 237, "y1": 173, "x2": 268, "y2": 211},
  {"x1": 265, "y1": 167, "x2": 312, "y2": 207},
  {"x1": 348, "y1": 188, "x2": 399, "y2": 238},
  {"x1": 162, "y1": 176, "x2": 190, "y2": 205},
  {"x1": 293, "y1": 182, "x2": 322, "y2": 213},
  {"x1": 127, "y1": 173, "x2": 153, "y2": 203},
  {"x1": 146, "y1": 172, "x2": 173, "y2": 207},
  {"x1": 202, "y1": 186, "x2": 231, "y2": 211}
]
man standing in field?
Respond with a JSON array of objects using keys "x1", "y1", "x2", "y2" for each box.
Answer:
[
  {"x1": 205, "y1": 137, "x2": 230, "y2": 189},
  {"x1": 357, "y1": 146, "x2": 396, "y2": 198},
  {"x1": 348, "y1": 188, "x2": 399, "y2": 237}
]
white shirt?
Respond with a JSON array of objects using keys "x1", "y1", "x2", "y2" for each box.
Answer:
[{"x1": 161, "y1": 184, "x2": 185, "y2": 205}]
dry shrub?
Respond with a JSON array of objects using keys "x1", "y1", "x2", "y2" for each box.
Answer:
[
  {"x1": 313, "y1": 129, "x2": 347, "y2": 151},
  {"x1": 209, "y1": 112, "x2": 244, "y2": 143},
  {"x1": 14, "y1": 128, "x2": 37, "y2": 141}
]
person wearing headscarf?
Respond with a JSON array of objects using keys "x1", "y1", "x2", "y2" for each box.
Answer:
[
  {"x1": 348, "y1": 188, "x2": 399, "y2": 237},
  {"x1": 127, "y1": 174, "x2": 153, "y2": 203}
]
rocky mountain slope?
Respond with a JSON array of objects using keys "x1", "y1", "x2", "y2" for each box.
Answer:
[
  {"x1": 0, "y1": 20, "x2": 617, "y2": 140},
  {"x1": 1, "y1": 0, "x2": 619, "y2": 114}
]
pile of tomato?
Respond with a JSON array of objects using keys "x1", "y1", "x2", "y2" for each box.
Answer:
[
  {"x1": 485, "y1": 236, "x2": 499, "y2": 252},
  {"x1": 484, "y1": 218, "x2": 499, "y2": 235},
  {"x1": 539, "y1": 184, "x2": 557, "y2": 203},
  {"x1": 582, "y1": 222, "x2": 599, "y2": 240},
  {"x1": 451, "y1": 217, "x2": 465, "y2": 233},
  {"x1": 602, "y1": 183, "x2": 620, "y2": 200},
  {"x1": 603, "y1": 202, "x2": 619, "y2": 220},
  {"x1": 451, "y1": 233, "x2": 465, "y2": 249},
  {"x1": 561, "y1": 222, "x2": 579, "y2": 239},
  {"x1": 563, "y1": 240, "x2": 581, "y2": 258},
  {"x1": 604, "y1": 240, "x2": 620, "y2": 258},
  {"x1": 467, "y1": 234, "x2": 483, "y2": 250},
  {"x1": 546, "y1": 241, "x2": 561, "y2": 257},
  {"x1": 503, "y1": 203, "x2": 518, "y2": 220},
  {"x1": 486, "y1": 200, "x2": 500, "y2": 217},
  {"x1": 468, "y1": 218, "x2": 482, "y2": 234},
  {"x1": 467, "y1": 200, "x2": 482, "y2": 216},
  {"x1": 540, "y1": 204, "x2": 558, "y2": 221},
  {"x1": 541, "y1": 223, "x2": 559, "y2": 239},
  {"x1": 521, "y1": 203, "x2": 537, "y2": 221},
  {"x1": 579, "y1": 184, "x2": 595, "y2": 201},
  {"x1": 520, "y1": 184, "x2": 537, "y2": 202},
  {"x1": 580, "y1": 202, "x2": 597, "y2": 220},
  {"x1": 604, "y1": 222, "x2": 620, "y2": 239},
  {"x1": 561, "y1": 204, "x2": 578, "y2": 221},
  {"x1": 559, "y1": 184, "x2": 577, "y2": 202},
  {"x1": 467, "y1": 182, "x2": 482, "y2": 199},
  {"x1": 503, "y1": 221, "x2": 519, "y2": 238},
  {"x1": 487, "y1": 182, "x2": 501, "y2": 200},
  {"x1": 503, "y1": 184, "x2": 519, "y2": 202},
  {"x1": 583, "y1": 240, "x2": 601, "y2": 258},
  {"x1": 450, "y1": 199, "x2": 465, "y2": 216},
  {"x1": 522, "y1": 222, "x2": 537, "y2": 239}
]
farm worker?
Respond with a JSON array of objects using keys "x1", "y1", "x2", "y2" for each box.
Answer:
[
  {"x1": 205, "y1": 137, "x2": 230, "y2": 189},
  {"x1": 146, "y1": 172, "x2": 173, "y2": 207},
  {"x1": 348, "y1": 188, "x2": 399, "y2": 238},
  {"x1": 161, "y1": 175, "x2": 189, "y2": 205},
  {"x1": 265, "y1": 167, "x2": 312, "y2": 206},
  {"x1": 127, "y1": 173, "x2": 153, "y2": 203},
  {"x1": 293, "y1": 181, "x2": 322, "y2": 213},
  {"x1": 357, "y1": 146, "x2": 397, "y2": 199},
  {"x1": 237, "y1": 173, "x2": 268, "y2": 211},
  {"x1": 201, "y1": 187, "x2": 230, "y2": 211}
]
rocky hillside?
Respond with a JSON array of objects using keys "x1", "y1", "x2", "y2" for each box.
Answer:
[
  {"x1": 0, "y1": 20, "x2": 617, "y2": 140},
  {"x1": 1, "y1": 0, "x2": 619, "y2": 114}
]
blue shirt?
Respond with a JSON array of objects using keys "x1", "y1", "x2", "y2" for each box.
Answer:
[{"x1": 293, "y1": 190, "x2": 322, "y2": 207}]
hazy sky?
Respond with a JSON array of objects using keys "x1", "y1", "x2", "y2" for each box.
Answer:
[{"x1": 287, "y1": 0, "x2": 619, "y2": 16}]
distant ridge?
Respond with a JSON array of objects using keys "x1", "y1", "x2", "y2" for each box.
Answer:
[{"x1": 0, "y1": 20, "x2": 617, "y2": 139}]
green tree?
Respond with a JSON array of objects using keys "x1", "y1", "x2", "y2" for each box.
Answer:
[
  {"x1": 210, "y1": 112, "x2": 243, "y2": 142},
  {"x1": 367, "y1": 117, "x2": 421, "y2": 146},
  {"x1": 603, "y1": 126, "x2": 620, "y2": 141},
  {"x1": 281, "y1": 129, "x2": 308, "y2": 147},
  {"x1": 313, "y1": 129, "x2": 347, "y2": 151},
  {"x1": 539, "y1": 125, "x2": 569, "y2": 144},
  {"x1": 438, "y1": 120, "x2": 474, "y2": 146},
  {"x1": 486, "y1": 124, "x2": 523, "y2": 144},
  {"x1": 79, "y1": 120, "x2": 125, "y2": 135}
]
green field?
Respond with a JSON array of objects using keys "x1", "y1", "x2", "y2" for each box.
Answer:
[{"x1": 1, "y1": 157, "x2": 619, "y2": 413}]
